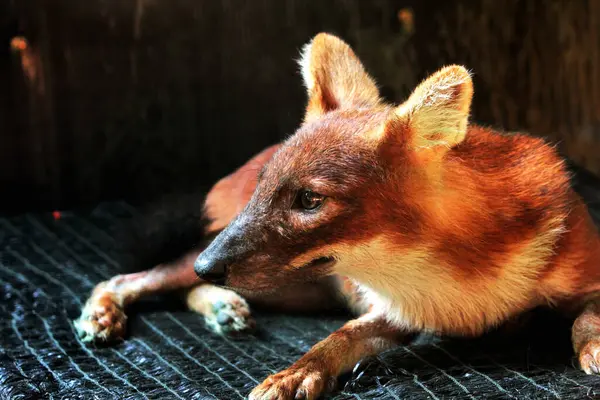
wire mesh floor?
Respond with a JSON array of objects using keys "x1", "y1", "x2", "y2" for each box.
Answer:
[{"x1": 2, "y1": 170, "x2": 600, "y2": 400}]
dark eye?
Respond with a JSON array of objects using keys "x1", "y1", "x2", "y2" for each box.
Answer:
[{"x1": 296, "y1": 190, "x2": 325, "y2": 211}]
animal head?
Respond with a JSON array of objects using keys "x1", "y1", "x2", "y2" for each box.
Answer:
[{"x1": 195, "y1": 33, "x2": 474, "y2": 294}]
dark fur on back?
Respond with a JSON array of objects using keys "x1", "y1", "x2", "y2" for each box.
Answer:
[{"x1": 114, "y1": 192, "x2": 215, "y2": 273}]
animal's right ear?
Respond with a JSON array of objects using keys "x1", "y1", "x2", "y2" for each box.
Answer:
[{"x1": 299, "y1": 33, "x2": 381, "y2": 122}]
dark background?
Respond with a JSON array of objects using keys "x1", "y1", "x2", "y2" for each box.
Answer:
[{"x1": 2, "y1": 0, "x2": 600, "y2": 214}]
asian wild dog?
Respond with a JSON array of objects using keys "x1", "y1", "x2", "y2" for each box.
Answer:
[{"x1": 76, "y1": 33, "x2": 600, "y2": 400}]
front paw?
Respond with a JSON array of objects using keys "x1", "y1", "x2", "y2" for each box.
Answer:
[
  {"x1": 578, "y1": 339, "x2": 600, "y2": 374},
  {"x1": 187, "y1": 285, "x2": 256, "y2": 335},
  {"x1": 205, "y1": 296, "x2": 255, "y2": 335},
  {"x1": 249, "y1": 360, "x2": 336, "y2": 400},
  {"x1": 74, "y1": 291, "x2": 126, "y2": 343}
]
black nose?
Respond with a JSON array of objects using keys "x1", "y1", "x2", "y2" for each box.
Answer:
[{"x1": 194, "y1": 256, "x2": 228, "y2": 285}]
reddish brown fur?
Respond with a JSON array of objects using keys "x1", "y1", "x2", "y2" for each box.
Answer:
[
  {"x1": 197, "y1": 33, "x2": 600, "y2": 399},
  {"x1": 420, "y1": 127, "x2": 572, "y2": 281},
  {"x1": 77, "y1": 33, "x2": 600, "y2": 400}
]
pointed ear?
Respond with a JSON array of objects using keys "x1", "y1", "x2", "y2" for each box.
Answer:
[
  {"x1": 382, "y1": 65, "x2": 473, "y2": 149},
  {"x1": 299, "y1": 33, "x2": 380, "y2": 122}
]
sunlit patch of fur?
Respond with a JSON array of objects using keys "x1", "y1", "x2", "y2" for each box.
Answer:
[{"x1": 299, "y1": 41, "x2": 315, "y2": 93}]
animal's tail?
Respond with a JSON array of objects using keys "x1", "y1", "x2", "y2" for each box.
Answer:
[{"x1": 114, "y1": 192, "x2": 215, "y2": 273}]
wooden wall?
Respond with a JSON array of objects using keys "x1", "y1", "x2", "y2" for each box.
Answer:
[{"x1": 2, "y1": 0, "x2": 600, "y2": 213}]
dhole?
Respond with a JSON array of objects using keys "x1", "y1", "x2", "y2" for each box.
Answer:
[{"x1": 76, "y1": 33, "x2": 600, "y2": 400}]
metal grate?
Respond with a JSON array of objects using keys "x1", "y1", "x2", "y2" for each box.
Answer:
[{"x1": 1, "y1": 201, "x2": 600, "y2": 399}]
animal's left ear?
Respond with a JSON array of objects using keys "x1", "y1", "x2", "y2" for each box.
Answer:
[
  {"x1": 381, "y1": 65, "x2": 473, "y2": 150},
  {"x1": 300, "y1": 33, "x2": 381, "y2": 122}
]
